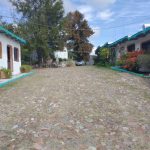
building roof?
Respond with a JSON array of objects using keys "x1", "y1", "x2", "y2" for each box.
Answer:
[
  {"x1": 0, "y1": 26, "x2": 26, "y2": 44},
  {"x1": 109, "y1": 36, "x2": 128, "y2": 47},
  {"x1": 129, "y1": 27, "x2": 150, "y2": 40},
  {"x1": 101, "y1": 42, "x2": 109, "y2": 49},
  {"x1": 108, "y1": 27, "x2": 150, "y2": 48}
]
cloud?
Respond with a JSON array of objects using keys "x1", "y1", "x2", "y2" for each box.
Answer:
[
  {"x1": 83, "y1": 0, "x2": 116, "y2": 9},
  {"x1": 63, "y1": 0, "x2": 77, "y2": 14},
  {"x1": 63, "y1": 0, "x2": 116, "y2": 18},
  {"x1": 78, "y1": 5, "x2": 94, "y2": 21},
  {"x1": 92, "y1": 26, "x2": 101, "y2": 37},
  {"x1": 97, "y1": 9, "x2": 114, "y2": 20}
]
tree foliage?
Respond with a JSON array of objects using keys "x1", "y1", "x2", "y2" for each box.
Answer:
[
  {"x1": 95, "y1": 47, "x2": 110, "y2": 66},
  {"x1": 65, "y1": 11, "x2": 94, "y2": 60},
  {"x1": 10, "y1": 0, "x2": 65, "y2": 65}
]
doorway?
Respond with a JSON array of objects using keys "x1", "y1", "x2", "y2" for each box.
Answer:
[{"x1": 7, "y1": 45, "x2": 13, "y2": 71}]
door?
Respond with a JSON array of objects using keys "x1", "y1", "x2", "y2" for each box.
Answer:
[{"x1": 7, "y1": 45, "x2": 13, "y2": 71}]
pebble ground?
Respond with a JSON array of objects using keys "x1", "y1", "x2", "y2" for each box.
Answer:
[{"x1": 0, "y1": 66, "x2": 150, "y2": 150}]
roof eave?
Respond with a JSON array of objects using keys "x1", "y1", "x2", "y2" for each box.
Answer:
[{"x1": 0, "y1": 26, "x2": 27, "y2": 45}]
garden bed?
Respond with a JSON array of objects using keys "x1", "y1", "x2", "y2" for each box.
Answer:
[{"x1": 111, "y1": 66, "x2": 150, "y2": 78}]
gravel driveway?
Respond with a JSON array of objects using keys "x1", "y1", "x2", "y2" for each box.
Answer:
[{"x1": 0, "y1": 66, "x2": 150, "y2": 150}]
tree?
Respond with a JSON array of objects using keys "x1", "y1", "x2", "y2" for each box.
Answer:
[
  {"x1": 10, "y1": 0, "x2": 64, "y2": 66},
  {"x1": 65, "y1": 11, "x2": 94, "y2": 61},
  {"x1": 97, "y1": 47, "x2": 110, "y2": 66},
  {"x1": 95, "y1": 46, "x2": 101, "y2": 56}
]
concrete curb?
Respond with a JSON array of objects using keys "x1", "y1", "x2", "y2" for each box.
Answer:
[
  {"x1": 0, "y1": 72, "x2": 34, "y2": 88},
  {"x1": 111, "y1": 67, "x2": 150, "y2": 78}
]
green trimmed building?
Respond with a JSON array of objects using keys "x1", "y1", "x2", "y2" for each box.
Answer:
[
  {"x1": 101, "y1": 26, "x2": 150, "y2": 65},
  {"x1": 0, "y1": 26, "x2": 26, "y2": 75}
]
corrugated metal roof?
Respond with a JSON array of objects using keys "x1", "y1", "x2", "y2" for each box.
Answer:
[{"x1": 0, "y1": 26, "x2": 26, "y2": 44}]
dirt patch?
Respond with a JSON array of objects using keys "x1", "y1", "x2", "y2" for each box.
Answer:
[{"x1": 0, "y1": 67, "x2": 150, "y2": 149}]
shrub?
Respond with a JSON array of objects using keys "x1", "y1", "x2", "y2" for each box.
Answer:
[
  {"x1": 116, "y1": 59, "x2": 126, "y2": 66},
  {"x1": 20, "y1": 65, "x2": 32, "y2": 73},
  {"x1": 58, "y1": 58, "x2": 63, "y2": 62},
  {"x1": 66, "y1": 60, "x2": 75, "y2": 67},
  {"x1": 96, "y1": 48, "x2": 110, "y2": 66},
  {"x1": 137, "y1": 54, "x2": 150, "y2": 72},
  {"x1": 0, "y1": 68, "x2": 12, "y2": 79},
  {"x1": 118, "y1": 50, "x2": 144, "y2": 71},
  {"x1": 96, "y1": 62, "x2": 111, "y2": 68}
]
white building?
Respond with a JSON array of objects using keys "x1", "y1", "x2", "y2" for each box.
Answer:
[
  {"x1": 54, "y1": 47, "x2": 68, "y2": 60},
  {"x1": 109, "y1": 25, "x2": 150, "y2": 60},
  {"x1": 0, "y1": 26, "x2": 26, "y2": 75}
]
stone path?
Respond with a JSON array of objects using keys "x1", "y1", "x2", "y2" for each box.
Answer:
[{"x1": 0, "y1": 67, "x2": 150, "y2": 150}]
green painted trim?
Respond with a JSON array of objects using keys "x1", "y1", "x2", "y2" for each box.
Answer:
[
  {"x1": 0, "y1": 72, "x2": 34, "y2": 88},
  {"x1": 111, "y1": 66, "x2": 150, "y2": 78},
  {"x1": 0, "y1": 26, "x2": 26, "y2": 44},
  {"x1": 129, "y1": 27, "x2": 150, "y2": 40},
  {"x1": 101, "y1": 42, "x2": 109, "y2": 49},
  {"x1": 109, "y1": 27, "x2": 150, "y2": 48},
  {"x1": 109, "y1": 36, "x2": 128, "y2": 47}
]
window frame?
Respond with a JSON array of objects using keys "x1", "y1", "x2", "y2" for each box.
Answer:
[
  {"x1": 141, "y1": 40, "x2": 150, "y2": 54},
  {"x1": 14, "y1": 47, "x2": 19, "y2": 62},
  {"x1": 127, "y1": 44, "x2": 135, "y2": 52}
]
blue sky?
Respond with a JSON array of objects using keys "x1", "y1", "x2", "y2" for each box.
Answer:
[{"x1": 1, "y1": 0, "x2": 150, "y2": 51}]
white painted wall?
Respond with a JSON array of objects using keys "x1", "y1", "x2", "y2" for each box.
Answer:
[
  {"x1": 54, "y1": 48, "x2": 68, "y2": 60},
  {"x1": 0, "y1": 33, "x2": 21, "y2": 75},
  {"x1": 116, "y1": 33, "x2": 150, "y2": 59}
]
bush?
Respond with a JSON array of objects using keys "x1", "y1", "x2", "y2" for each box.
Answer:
[
  {"x1": 118, "y1": 50, "x2": 144, "y2": 71},
  {"x1": 137, "y1": 54, "x2": 150, "y2": 72},
  {"x1": 63, "y1": 59, "x2": 67, "y2": 61},
  {"x1": 96, "y1": 48, "x2": 110, "y2": 66},
  {"x1": 0, "y1": 68, "x2": 12, "y2": 79},
  {"x1": 66, "y1": 60, "x2": 75, "y2": 67},
  {"x1": 20, "y1": 65, "x2": 32, "y2": 73},
  {"x1": 116, "y1": 59, "x2": 126, "y2": 66},
  {"x1": 96, "y1": 63, "x2": 111, "y2": 68},
  {"x1": 58, "y1": 58, "x2": 63, "y2": 62}
]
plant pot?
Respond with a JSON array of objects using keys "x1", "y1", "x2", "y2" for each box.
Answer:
[{"x1": 0, "y1": 70, "x2": 7, "y2": 79}]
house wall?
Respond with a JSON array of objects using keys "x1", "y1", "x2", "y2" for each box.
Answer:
[
  {"x1": 54, "y1": 49, "x2": 68, "y2": 60},
  {"x1": 116, "y1": 33, "x2": 150, "y2": 59},
  {"x1": 0, "y1": 33, "x2": 21, "y2": 75}
]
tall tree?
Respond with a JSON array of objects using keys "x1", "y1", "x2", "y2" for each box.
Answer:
[
  {"x1": 65, "y1": 11, "x2": 94, "y2": 61},
  {"x1": 10, "y1": 0, "x2": 64, "y2": 66}
]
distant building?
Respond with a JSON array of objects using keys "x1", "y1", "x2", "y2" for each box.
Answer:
[
  {"x1": 100, "y1": 25, "x2": 150, "y2": 64},
  {"x1": 54, "y1": 47, "x2": 68, "y2": 60},
  {"x1": 99, "y1": 25, "x2": 150, "y2": 72},
  {"x1": 0, "y1": 26, "x2": 26, "y2": 75}
]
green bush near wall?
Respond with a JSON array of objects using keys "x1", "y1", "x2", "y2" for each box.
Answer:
[
  {"x1": 20, "y1": 65, "x2": 32, "y2": 73},
  {"x1": 0, "y1": 68, "x2": 12, "y2": 79},
  {"x1": 137, "y1": 54, "x2": 150, "y2": 72}
]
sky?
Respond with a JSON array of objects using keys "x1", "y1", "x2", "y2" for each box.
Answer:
[{"x1": 1, "y1": 0, "x2": 150, "y2": 52}]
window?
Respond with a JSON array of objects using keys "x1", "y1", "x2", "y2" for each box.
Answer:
[
  {"x1": 127, "y1": 44, "x2": 135, "y2": 52},
  {"x1": 141, "y1": 41, "x2": 150, "y2": 54},
  {"x1": 0, "y1": 42, "x2": 2, "y2": 58},
  {"x1": 14, "y1": 47, "x2": 19, "y2": 61}
]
